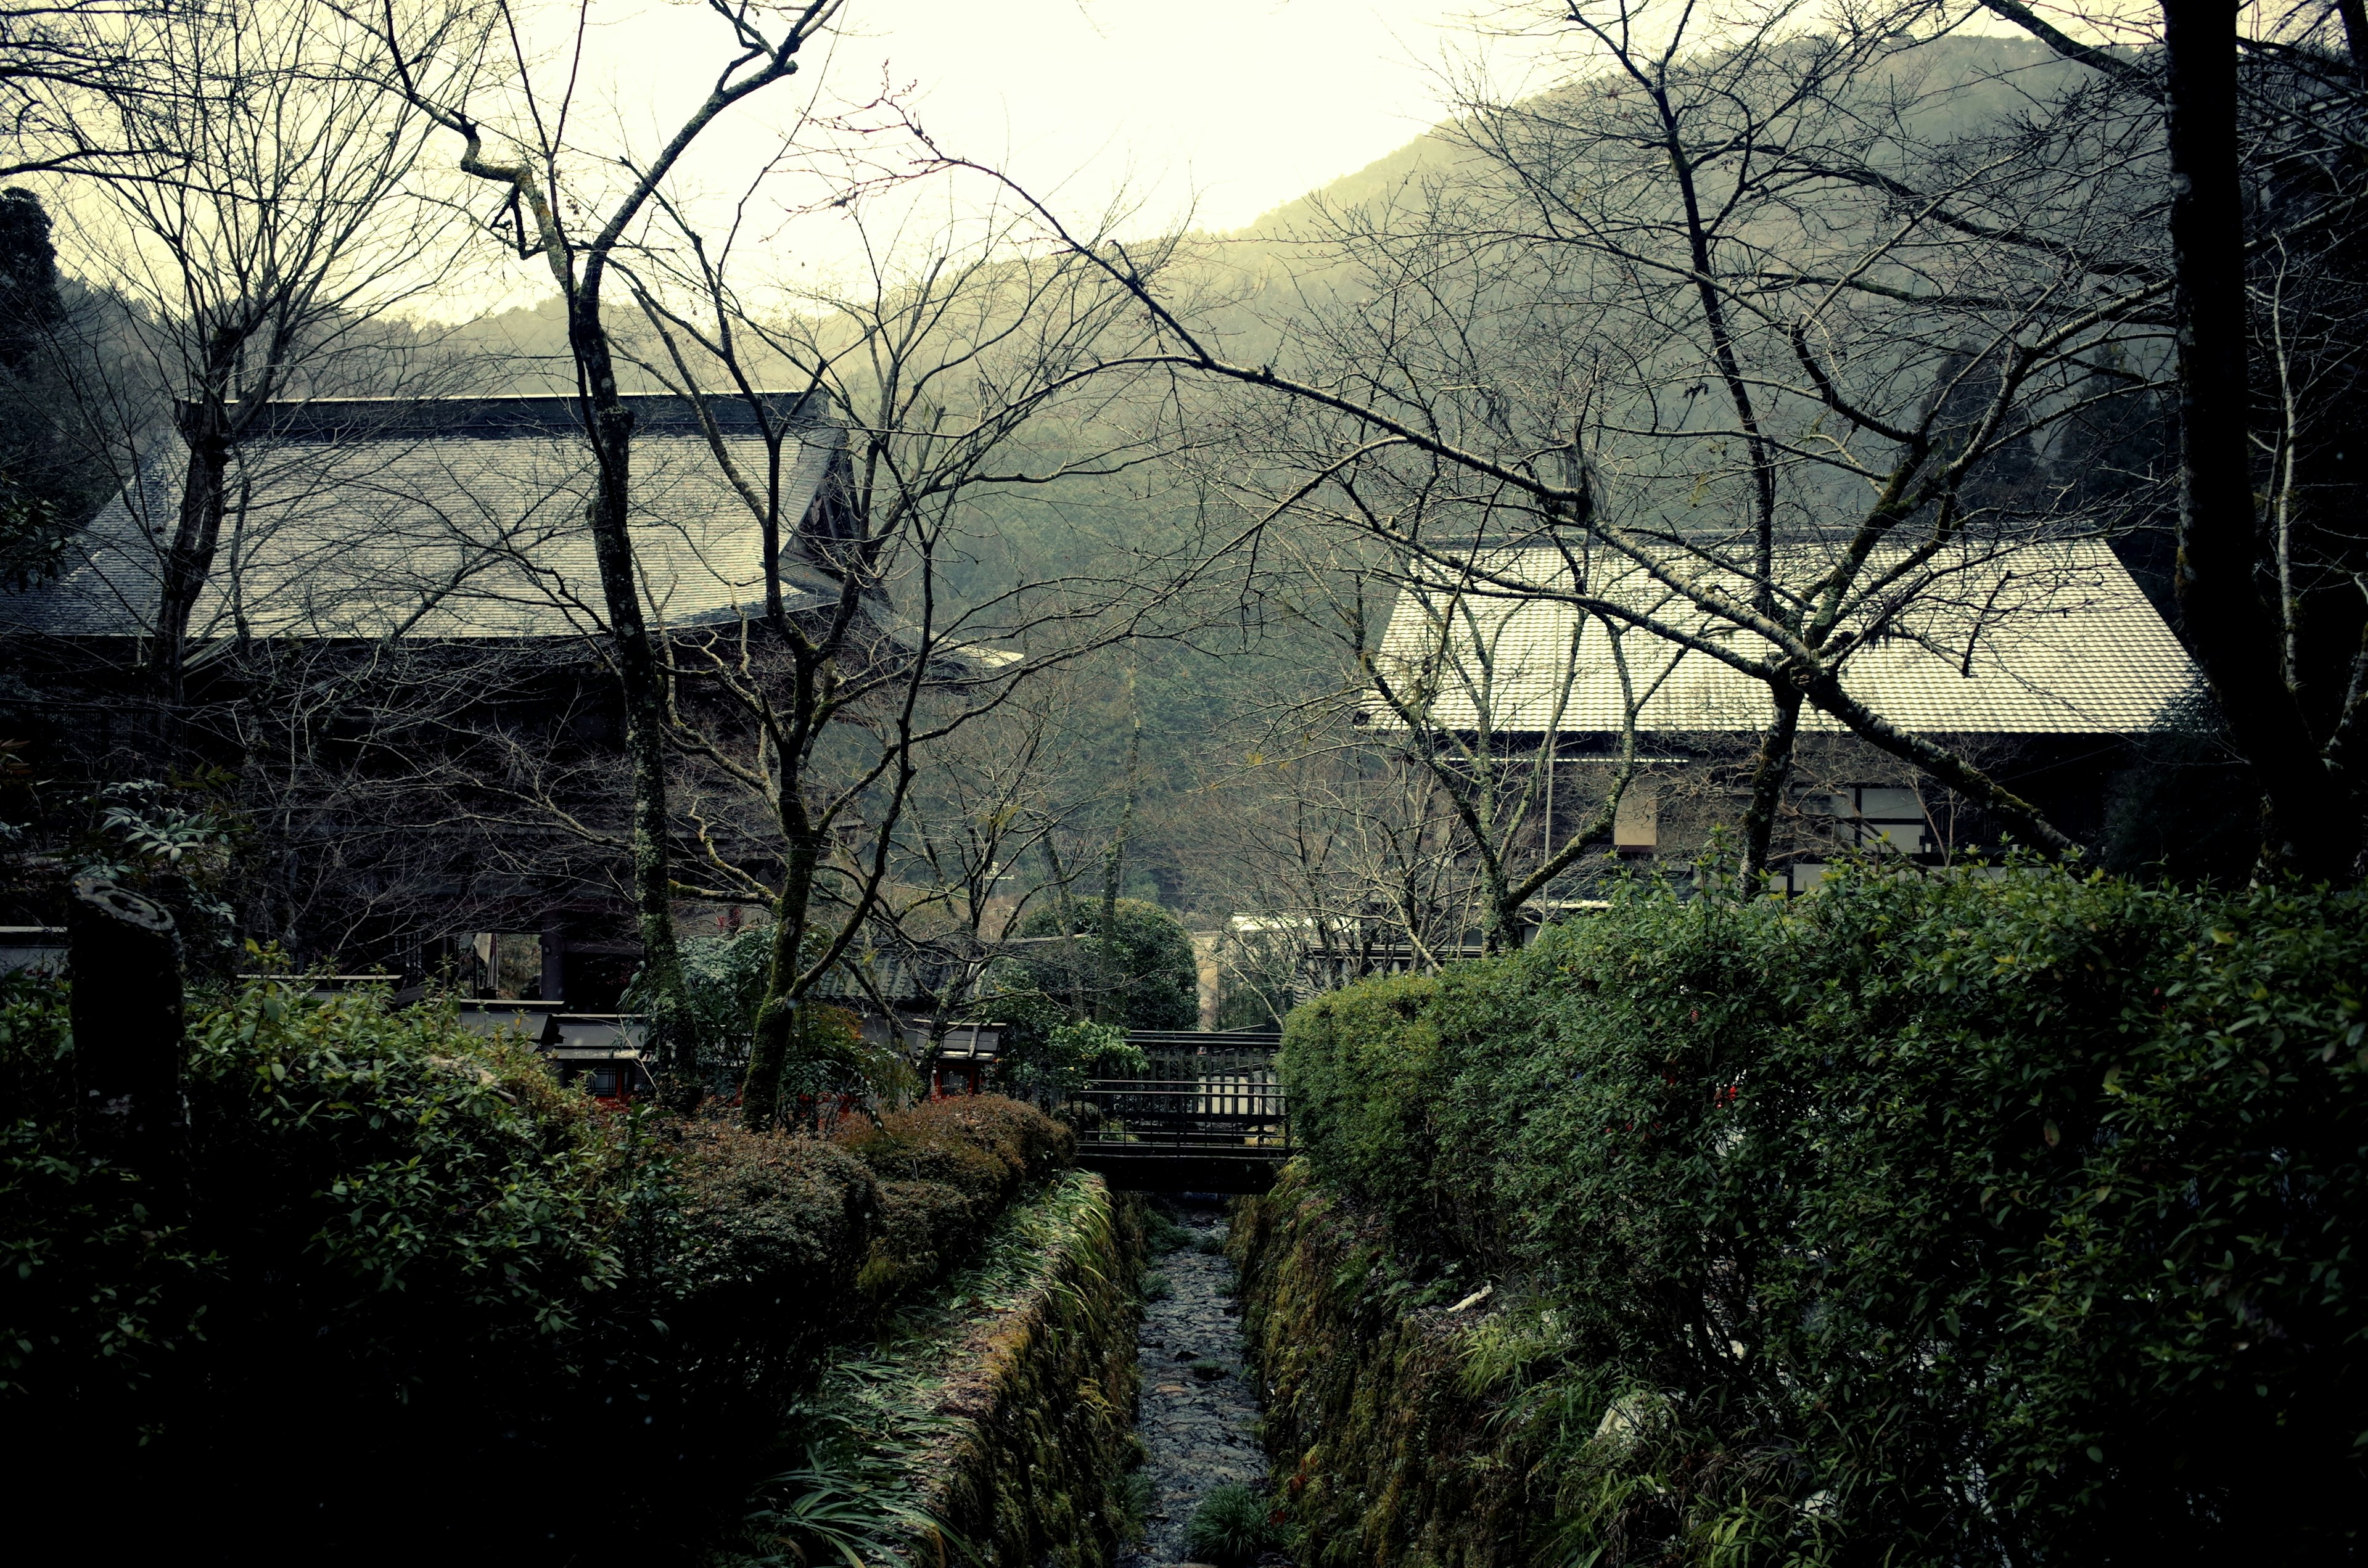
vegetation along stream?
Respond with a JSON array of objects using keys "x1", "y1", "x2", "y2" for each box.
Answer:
[{"x1": 1125, "y1": 1201, "x2": 1283, "y2": 1568}]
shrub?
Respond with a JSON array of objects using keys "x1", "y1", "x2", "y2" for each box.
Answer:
[
  {"x1": 847, "y1": 1094, "x2": 1074, "y2": 1195},
  {"x1": 1277, "y1": 871, "x2": 2368, "y2": 1566},
  {"x1": 862, "y1": 1178, "x2": 981, "y2": 1297},
  {"x1": 628, "y1": 919, "x2": 773, "y2": 1075},
  {"x1": 1004, "y1": 1015, "x2": 1151, "y2": 1099},
  {"x1": 1184, "y1": 1482, "x2": 1280, "y2": 1566},
  {"x1": 1, "y1": 972, "x2": 665, "y2": 1560},
  {"x1": 839, "y1": 1094, "x2": 1075, "y2": 1298},
  {"x1": 1008, "y1": 897, "x2": 1200, "y2": 1030},
  {"x1": 670, "y1": 1123, "x2": 880, "y2": 1332},
  {"x1": 1, "y1": 977, "x2": 1080, "y2": 1561},
  {"x1": 0, "y1": 972, "x2": 205, "y2": 1404},
  {"x1": 183, "y1": 978, "x2": 646, "y2": 1360},
  {"x1": 1277, "y1": 971, "x2": 1446, "y2": 1237}
]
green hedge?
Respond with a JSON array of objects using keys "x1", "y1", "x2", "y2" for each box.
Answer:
[
  {"x1": 669, "y1": 1094, "x2": 1076, "y2": 1328},
  {"x1": 1278, "y1": 870, "x2": 2367, "y2": 1566},
  {"x1": 1, "y1": 969, "x2": 1076, "y2": 1564},
  {"x1": 3, "y1": 973, "x2": 665, "y2": 1559},
  {"x1": 841, "y1": 1096, "x2": 1077, "y2": 1297}
]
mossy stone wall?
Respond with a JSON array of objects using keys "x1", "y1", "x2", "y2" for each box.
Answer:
[
  {"x1": 905, "y1": 1172, "x2": 1147, "y2": 1568},
  {"x1": 1231, "y1": 1163, "x2": 1534, "y2": 1568}
]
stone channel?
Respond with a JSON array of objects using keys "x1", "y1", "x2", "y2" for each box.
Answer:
[{"x1": 1122, "y1": 1199, "x2": 1275, "y2": 1568}]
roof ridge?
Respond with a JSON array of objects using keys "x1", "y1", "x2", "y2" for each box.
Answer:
[{"x1": 205, "y1": 390, "x2": 831, "y2": 441}]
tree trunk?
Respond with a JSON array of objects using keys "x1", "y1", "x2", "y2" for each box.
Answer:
[
  {"x1": 566, "y1": 300, "x2": 696, "y2": 1103},
  {"x1": 740, "y1": 813, "x2": 822, "y2": 1130},
  {"x1": 69, "y1": 876, "x2": 185, "y2": 1198},
  {"x1": 2339, "y1": 0, "x2": 2368, "y2": 76},
  {"x1": 1096, "y1": 676, "x2": 1141, "y2": 1024},
  {"x1": 155, "y1": 400, "x2": 232, "y2": 705},
  {"x1": 1739, "y1": 681, "x2": 1803, "y2": 883},
  {"x1": 2161, "y1": 0, "x2": 2360, "y2": 877}
]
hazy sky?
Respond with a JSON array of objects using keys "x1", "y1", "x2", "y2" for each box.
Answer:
[
  {"x1": 462, "y1": 0, "x2": 2021, "y2": 312},
  {"x1": 569, "y1": 0, "x2": 1558, "y2": 232},
  {"x1": 820, "y1": 0, "x2": 1552, "y2": 231}
]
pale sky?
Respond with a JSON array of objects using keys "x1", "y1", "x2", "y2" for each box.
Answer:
[
  {"x1": 540, "y1": 0, "x2": 1559, "y2": 239},
  {"x1": 808, "y1": 0, "x2": 1550, "y2": 232},
  {"x1": 410, "y1": 0, "x2": 1569, "y2": 313}
]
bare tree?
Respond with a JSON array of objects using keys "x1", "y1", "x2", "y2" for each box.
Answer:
[
  {"x1": 1973, "y1": 0, "x2": 2368, "y2": 875},
  {"x1": 616, "y1": 192, "x2": 1213, "y2": 1125},
  {"x1": 940, "y1": 4, "x2": 2223, "y2": 892},
  {"x1": 1201, "y1": 523, "x2": 1657, "y2": 953},
  {"x1": 362, "y1": 0, "x2": 855, "y2": 1089},
  {"x1": 0, "y1": 1, "x2": 176, "y2": 179},
  {"x1": 0, "y1": 0, "x2": 576, "y2": 974},
  {"x1": 57, "y1": 0, "x2": 480, "y2": 706},
  {"x1": 857, "y1": 665, "x2": 1133, "y2": 1031}
]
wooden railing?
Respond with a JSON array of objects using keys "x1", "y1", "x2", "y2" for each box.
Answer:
[{"x1": 1064, "y1": 1039, "x2": 1291, "y2": 1160}]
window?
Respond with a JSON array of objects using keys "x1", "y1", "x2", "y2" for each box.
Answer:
[
  {"x1": 1614, "y1": 782, "x2": 1659, "y2": 854},
  {"x1": 471, "y1": 932, "x2": 543, "y2": 999},
  {"x1": 586, "y1": 1067, "x2": 620, "y2": 1097},
  {"x1": 1854, "y1": 787, "x2": 1930, "y2": 853}
]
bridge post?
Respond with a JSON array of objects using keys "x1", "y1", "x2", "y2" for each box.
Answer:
[{"x1": 68, "y1": 876, "x2": 187, "y2": 1199}]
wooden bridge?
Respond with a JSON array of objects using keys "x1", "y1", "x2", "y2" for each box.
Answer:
[{"x1": 1065, "y1": 1030, "x2": 1292, "y2": 1194}]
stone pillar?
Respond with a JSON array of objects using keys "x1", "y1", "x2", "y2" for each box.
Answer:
[
  {"x1": 540, "y1": 922, "x2": 567, "y2": 1004},
  {"x1": 68, "y1": 876, "x2": 186, "y2": 1186}
]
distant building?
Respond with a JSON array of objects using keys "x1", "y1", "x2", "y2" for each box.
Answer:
[
  {"x1": 1364, "y1": 538, "x2": 2208, "y2": 893},
  {"x1": 1, "y1": 392, "x2": 856, "y2": 1009}
]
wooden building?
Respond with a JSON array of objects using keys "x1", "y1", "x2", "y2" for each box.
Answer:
[{"x1": 1, "y1": 391, "x2": 857, "y2": 1009}]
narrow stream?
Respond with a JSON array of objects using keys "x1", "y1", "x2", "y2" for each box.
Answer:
[{"x1": 1123, "y1": 1199, "x2": 1272, "y2": 1568}]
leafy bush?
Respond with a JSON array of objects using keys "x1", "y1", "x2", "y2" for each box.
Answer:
[
  {"x1": 849, "y1": 1094, "x2": 1074, "y2": 1191},
  {"x1": 1278, "y1": 870, "x2": 2368, "y2": 1566},
  {"x1": 1273, "y1": 970, "x2": 1442, "y2": 1231},
  {"x1": 839, "y1": 1094, "x2": 1075, "y2": 1298},
  {"x1": 186, "y1": 977, "x2": 648, "y2": 1353},
  {"x1": 2, "y1": 971, "x2": 668, "y2": 1559},
  {"x1": 632, "y1": 919, "x2": 775, "y2": 1071},
  {"x1": 670, "y1": 1121, "x2": 882, "y2": 1364},
  {"x1": 1185, "y1": 1482, "x2": 1280, "y2": 1566},
  {"x1": 1, "y1": 959, "x2": 1093, "y2": 1563},
  {"x1": 1008, "y1": 897, "x2": 1199, "y2": 1030},
  {"x1": 0, "y1": 972, "x2": 205, "y2": 1403},
  {"x1": 1001, "y1": 1014, "x2": 1151, "y2": 1099}
]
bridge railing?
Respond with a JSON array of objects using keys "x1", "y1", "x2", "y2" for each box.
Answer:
[{"x1": 1064, "y1": 1050, "x2": 1291, "y2": 1156}]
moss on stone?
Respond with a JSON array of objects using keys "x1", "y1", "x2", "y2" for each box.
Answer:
[
  {"x1": 791, "y1": 1170, "x2": 1147, "y2": 1568},
  {"x1": 1230, "y1": 1162, "x2": 1538, "y2": 1568}
]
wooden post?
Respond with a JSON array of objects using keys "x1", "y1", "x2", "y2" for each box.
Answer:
[{"x1": 69, "y1": 875, "x2": 186, "y2": 1186}]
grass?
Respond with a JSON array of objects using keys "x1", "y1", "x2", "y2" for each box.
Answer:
[
  {"x1": 745, "y1": 1437, "x2": 957, "y2": 1568},
  {"x1": 1183, "y1": 1483, "x2": 1278, "y2": 1566},
  {"x1": 1141, "y1": 1268, "x2": 1174, "y2": 1302},
  {"x1": 757, "y1": 1171, "x2": 1114, "y2": 1564},
  {"x1": 1119, "y1": 1469, "x2": 1157, "y2": 1545},
  {"x1": 1143, "y1": 1206, "x2": 1195, "y2": 1254}
]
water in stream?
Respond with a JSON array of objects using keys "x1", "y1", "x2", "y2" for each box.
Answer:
[{"x1": 1122, "y1": 1200, "x2": 1274, "y2": 1568}]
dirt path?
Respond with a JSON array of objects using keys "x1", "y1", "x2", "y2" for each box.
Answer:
[{"x1": 1122, "y1": 1201, "x2": 1270, "y2": 1568}]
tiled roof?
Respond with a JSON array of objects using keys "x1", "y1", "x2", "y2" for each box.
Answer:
[
  {"x1": 1370, "y1": 540, "x2": 2209, "y2": 737},
  {"x1": 804, "y1": 943, "x2": 977, "y2": 1008},
  {"x1": 0, "y1": 393, "x2": 843, "y2": 640}
]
